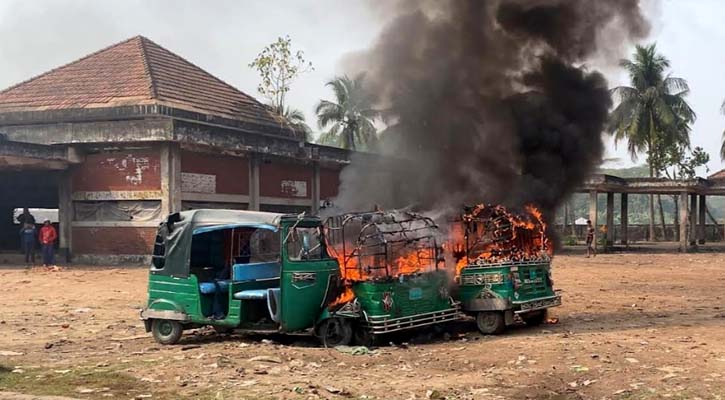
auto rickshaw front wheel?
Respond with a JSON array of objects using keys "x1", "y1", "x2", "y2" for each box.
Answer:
[
  {"x1": 316, "y1": 317, "x2": 353, "y2": 347},
  {"x1": 475, "y1": 311, "x2": 506, "y2": 335},
  {"x1": 151, "y1": 319, "x2": 183, "y2": 345}
]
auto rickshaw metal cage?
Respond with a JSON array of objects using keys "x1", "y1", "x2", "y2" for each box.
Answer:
[{"x1": 325, "y1": 210, "x2": 443, "y2": 280}]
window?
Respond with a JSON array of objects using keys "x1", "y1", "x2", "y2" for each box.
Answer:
[
  {"x1": 286, "y1": 227, "x2": 327, "y2": 261},
  {"x1": 151, "y1": 232, "x2": 165, "y2": 270}
]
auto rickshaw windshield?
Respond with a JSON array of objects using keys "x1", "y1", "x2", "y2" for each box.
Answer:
[{"x1": 286, "y1": 226, "x2": 329, "y2": 261}]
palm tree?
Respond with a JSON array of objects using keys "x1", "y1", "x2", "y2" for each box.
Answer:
[
  {"x1": 270, "y1": 105, "x2": 312, "y2": 141},
  {"x1": 315, "y1": 74, "x2": 379, "y2": 150},
  {"x1": 608, "y1": 44, "x2": 695, "y2": 241}
]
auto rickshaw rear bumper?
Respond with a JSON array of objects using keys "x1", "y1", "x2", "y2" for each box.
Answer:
[{"x1": 512, "y1": 294, "x2": 562, "y2": 314}]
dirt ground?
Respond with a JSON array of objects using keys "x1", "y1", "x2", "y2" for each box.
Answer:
[{"x1": 0, "y1": 253, "x2": 724, "y2": 400}]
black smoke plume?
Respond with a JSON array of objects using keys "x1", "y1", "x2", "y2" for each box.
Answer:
[{"x1": 333, "y1": 0, "x2": 648, "y2": 225}]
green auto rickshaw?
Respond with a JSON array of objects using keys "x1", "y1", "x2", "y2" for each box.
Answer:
[
  {"x1": 322, "y1": 210, "x2": 463, "y2": 345},
  {"x1": 141, "y1": 209, "x2": 342, "y2": 345},
  {"x1": 452, "y1": 204, "x2": 561, "y2": 334}
]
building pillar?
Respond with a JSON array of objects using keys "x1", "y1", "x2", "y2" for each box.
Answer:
[
  {"x1": 311, "y1": 162, "x2": 320, "y2": 215},
  {"x1": 160, "y1": 142, "x2": 181, "y2": 216},
  {"x1": 689, "y1": 194, "x2": 697, "y2": 247},
  {"x1": 698, "y1": 195, "x2": 706, "y2": 244},
  {"x1": 589, "y1": 190, "x2": 598, "y2": 251},
  {"x1": 57, "y1": 169, "x2": 73, "y2": 262},
  {"x1": 248, "y1": 156, "x2": 260, "y2": 211},
  {"x1": 679, "y1": 192, "x2": 688, "y2": 252},
  {"x1": 620, "y1": 193, "x2": 628, "y2": 246},
  {"x1": 606, "y1": 192, "x2": 614, "y2": 248}
]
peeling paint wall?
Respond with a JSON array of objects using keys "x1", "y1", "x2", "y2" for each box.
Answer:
[
  {"x1": 259, "y1": 162, "x2": 313, "y2": 199},
  {"x1": 180, "y1": 150, "x2": 248, "y2": 195},
  {"x1": 72, "y1": 150, "x2": 161, "y2": 191}
]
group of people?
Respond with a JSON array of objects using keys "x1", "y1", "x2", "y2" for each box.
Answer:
[{"x1": 17, "y1": 208, "x2": 57, "y2": 266}]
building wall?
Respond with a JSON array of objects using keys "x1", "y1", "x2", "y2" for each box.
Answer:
[
  {"x1": 181, "y1": 151, "x2": 248, "y2": 195},
  {"x1": 320, "y1": 167, "x2": 341, "y2": 200},
  {"x1": 260, "y1": 162, "x2": 312, "y2": 199},
  {"x1": 70, "y1": 147, "x2": 162, "y2": 259},
  {"x1": 65, "y1": 147, "x2": 346, "y2": 263},
  {"x1": 72, "y1": 226, "x2": 157, "y2": 254},
  {"x1": 73, "y1": 150, "x2": 161, "y2": 191}
]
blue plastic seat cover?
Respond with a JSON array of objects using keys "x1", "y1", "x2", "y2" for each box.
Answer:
[
  {"x1": 232, "y1": 262, "x2": 280, "y2": 281},
  {"x1": 233, "y1": 289, "x2": 270, "y2": 300}
]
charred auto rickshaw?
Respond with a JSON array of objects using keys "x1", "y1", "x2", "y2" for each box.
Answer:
[
  {"x1": 141, "y1": 209, "x2": 341, "y2": 345},
  {"x1": 451, "y1": 204, "x2": 561, "y2": 334},
  {"x1": 322, "y1": 210, "x2": 462, "y2": 345}
]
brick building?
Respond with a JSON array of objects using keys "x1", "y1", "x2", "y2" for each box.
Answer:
[{"x1": 0, "y1": 36, "x2": 351, "y2": 263}]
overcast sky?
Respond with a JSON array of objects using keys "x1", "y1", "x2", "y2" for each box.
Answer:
[{"x1": 0, "y1": 0, "x2": 723, "y2": 174}]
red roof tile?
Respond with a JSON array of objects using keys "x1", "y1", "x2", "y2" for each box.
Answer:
[
  {"x1": 0, "y1": 36, "x2": 286, "y2": 131},
  {"x1": 708, "y1": 169, "x2": 725, "y2": 180}
]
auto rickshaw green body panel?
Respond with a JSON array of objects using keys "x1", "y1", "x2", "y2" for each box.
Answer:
[
  {"x1": 457, "y1": 260, "x2": 560, "y2": 315},
  {"x1": 141, "y1": 209, "x2": 341, "y2": 344},
  {"x1": 325, "y1": 211, "x2": 462, "y2": 337}
]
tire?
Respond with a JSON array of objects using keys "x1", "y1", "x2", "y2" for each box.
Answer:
[
  {"x1": 151, "y1": 319, "x2": 183, "y2": 345},
  {"x1": 521, "y1": 310, "x2": 547, "y2": 326},
  {"x1": 353, "y1": 327, "x2": 376, "y2": 347},
  {"x1": 476, "y1": 311, "x2": 506, "y2": 335},
  {"x1": 316, "y1": 317, "x2": 353, "y2": 347},
  {"x1": 212, "y1": 325, "x2": 234, "y2": 335}
]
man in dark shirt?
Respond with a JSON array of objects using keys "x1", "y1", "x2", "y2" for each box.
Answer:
[
  {"x1": 17, "y1": 208, "x2": 36, "y2": 226},
  {"x1": 586, "y1": 220, "x2": 596, "y2": 258}
]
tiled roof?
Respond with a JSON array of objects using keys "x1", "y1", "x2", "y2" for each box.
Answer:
[
  {"x1": 708, "y1": 169, "x2": 725, "y2": 180},
  {"x1": 0, "y1": 36, "x2": 288, "y2": 132}
]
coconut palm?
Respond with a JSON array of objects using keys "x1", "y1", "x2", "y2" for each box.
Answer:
[
  {"x1": 607, "y1": 43, "x2": 695, "y2": 241},
  {"x1": 315, "y1": 74, "x2": 379, "y2": 150},
  {"x1": 271, "y1": 105, "x2": 312, "y2": 141}
]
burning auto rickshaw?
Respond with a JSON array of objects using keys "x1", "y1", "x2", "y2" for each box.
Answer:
[
  {"x1": 322, "y1": 210, "x2": 462, "y2": 345},
  {"x1": 451, "y1": 204, "x2": 561, "y2": 334},
  {"x1": 141, "y1": 209, "x2": 341, "y2": 345}
]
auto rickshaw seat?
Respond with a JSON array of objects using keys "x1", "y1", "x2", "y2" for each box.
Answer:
[{"x1": 231, "y1": 261, "x2": 280, "y2": 282}]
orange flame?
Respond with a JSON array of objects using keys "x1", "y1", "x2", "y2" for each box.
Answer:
[
  {"x1": 449, "y1": 204, "x2": 551, "y2": 276},
  {"x1": 328, "y1": 244, "x2": 436, "y2": 307}
]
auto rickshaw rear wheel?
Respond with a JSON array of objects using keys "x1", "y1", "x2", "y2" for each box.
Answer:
[
  {"x1": 151, "y1": 319, "x2": 183, "y2": 345},
  {"x1": 316, "y1": 317, "x2": 353, "y2": 347},
  {"x1": 475, "y1": 311, "x2": 505, "y2": 335},
  {"x1": 521, "y1": 310, "x2": 547, "y2": 326}
]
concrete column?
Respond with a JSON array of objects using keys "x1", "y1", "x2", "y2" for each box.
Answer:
[
  {"x1": 698, "y1": 195, "x2": 706, "y2": 244},
  {"x1": 248, "y1": 156, "x2": 260, "y2": 211},
  {"x1": 160, "y1": 142, "x2": 181, "y2": 216},
  {"x1": 57, "y1": 169, "x2": 73, "y2": 262},
  {"x1": 689, "y1": 194, "x2": 697, "y2": 246},
  {"x1": 606, "y1": 192, "x2": 614, "y2": 248},
  {"x1": 620, "y1": 193, "x2": 628, "y2": 246},
  {"x1": 311, "y1": 162, "x2": 320, "y2": 215},
  {"x1": 679, "y1": 192, "x2": 688, "y2": 252},
  {"x1": 589, "y1": 190, "x2": 598, "y2": 251}
]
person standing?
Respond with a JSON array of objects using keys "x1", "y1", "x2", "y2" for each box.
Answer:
[
  {"x1": 19, "y1": 222, "x2": 37, "y2": 265},
  {"x1": 586, "y1": 219, "x2": 596, "y2": 258},
  {"x1": 17, "y1": 208, "x2": 36, "y2": 226},
  {"x1": 39, "y1": 219, "x2": 58, "y2": 266}
]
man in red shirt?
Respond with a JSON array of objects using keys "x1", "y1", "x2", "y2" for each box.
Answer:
[{"x1": 39, "y1": 219, "x2": 58, "y2": 266}]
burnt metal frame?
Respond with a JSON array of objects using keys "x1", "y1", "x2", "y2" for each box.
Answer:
[{"x1": 325, "y1": 211, "x2": 442, "y2": 279}]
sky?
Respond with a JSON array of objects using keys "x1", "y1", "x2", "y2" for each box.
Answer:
[{"x1": 0, "y1": 0, "x2": 723, "y2": 175}]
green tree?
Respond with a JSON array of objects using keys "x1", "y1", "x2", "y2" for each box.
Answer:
[
  {"x1": 315, "y1": 74, "x2": 379, "y2": 150},
  {"x1": 608, "y1": 43, "x2": 695, "y2": 241},
  {"x1": 249, "y1": 36, "x2": 313, "y2": 112}
]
